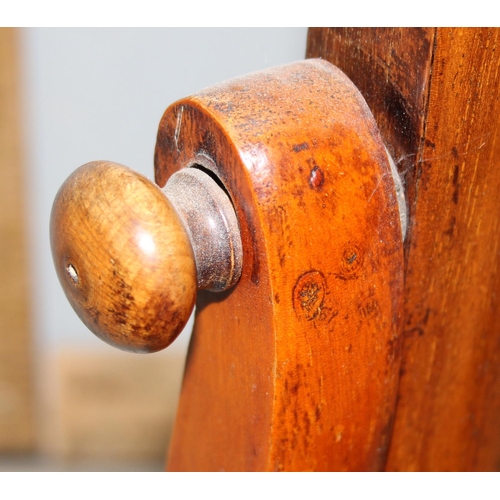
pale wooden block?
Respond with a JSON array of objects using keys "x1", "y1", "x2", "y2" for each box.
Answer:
[{"x1": 42, "y1": 348, "x2": 185, "y2": 462}]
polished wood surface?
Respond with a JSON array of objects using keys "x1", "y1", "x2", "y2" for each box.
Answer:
[
  {"x1": 308, "y1": 27, "x2": 500, "y2": 471},
  {"x1": 156, "y1": 60, "x2": 404, "y2": 471},
  {"x1": 50, "y1": 161, "x2": 196, "y2": 353}
]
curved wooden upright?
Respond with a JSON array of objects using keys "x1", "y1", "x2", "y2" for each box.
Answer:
[{"x1": 155, "y1": 60, "x2": 404, "y2": 471}]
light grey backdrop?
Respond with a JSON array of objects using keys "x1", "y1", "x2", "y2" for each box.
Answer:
[{"x1": 20, "y1": 28, "x2": 308, "y2": 353}]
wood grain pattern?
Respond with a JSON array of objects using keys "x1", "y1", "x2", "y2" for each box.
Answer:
[
  {"x1": 0, "y1": 28, "x2": 35, "y2": 451},
  {"x1": 155, "y1": 60, "x2": 404, "y2": 471},
  {"x1": 308, "y1": 27, "x2": 500, "y2": 471},
  {"x1": 50, "y1": 161, "x2": 197, "y2": 353}
]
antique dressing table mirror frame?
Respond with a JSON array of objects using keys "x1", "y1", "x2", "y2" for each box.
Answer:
[{"x1": 50, "y1": 28, "x2": 500, "y2": 471}]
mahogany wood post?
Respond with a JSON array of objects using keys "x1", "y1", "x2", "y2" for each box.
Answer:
[{"x1": 308, "y1": 27, "x2": 500, "y2": 471}]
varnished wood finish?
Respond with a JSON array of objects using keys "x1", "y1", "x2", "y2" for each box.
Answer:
[
  {"x1": 0, "y1": 28, "x2": 35, "y2": 451},
  {"x1": 308, "y1": 28, "x2": 500, "y2": 471},
  {"x1": 50, "y1": 161, "x2": 197, "y2": 353},
  {"x1": 156, "y1": 60, "x2": 404, "y2": 471}
]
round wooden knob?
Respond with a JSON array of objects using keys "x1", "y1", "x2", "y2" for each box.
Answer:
[{"x1": 50, "y1": 161, "x2": 197, "y2": 353}]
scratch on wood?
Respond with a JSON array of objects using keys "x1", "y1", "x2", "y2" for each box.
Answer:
[
  {"x1": 367, "y1": 172, "x2": 388, "y2": 203},
  {"x1": 174, "y1": 106, "x2": 184, "y2": 150},
  {"x1": 424, "y1": 134, "x2": 491, "y2": 162},
  {"x1": 395, "y1": 133, "x2": 490, "y2": 167}
]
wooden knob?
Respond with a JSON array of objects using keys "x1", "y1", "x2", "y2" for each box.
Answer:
[
  {"x1": 51, "y1": 161, "x2": 242, "y2": 353},
  {"x1": 50, "y1": 161, "x2": 198, "y2": 353}
]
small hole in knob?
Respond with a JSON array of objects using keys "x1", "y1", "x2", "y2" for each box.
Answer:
[{"x1": 67, "y1": 264, "x2": 79, "y2": 285}]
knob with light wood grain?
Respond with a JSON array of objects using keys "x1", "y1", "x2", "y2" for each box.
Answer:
[{"x1": 50, "y1": 160, "x2": 242, "y2": 353}]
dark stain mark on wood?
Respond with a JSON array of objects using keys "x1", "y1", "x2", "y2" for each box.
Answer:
[
  {"x1": 309, "y1": 165, "x2": 324, "y2": 190},
  {"x1": 444, "y1": 216, "x2": 456, "y2": 237},
  {"x1": 292, "y1": 270, "x2": 327, "y2": 321},
  {"x1": 293, "y1": 142, "x2": 309, "y2": 152},
  {"x1": 452, "y1": 164, "x2": 460, "y2": 204}
]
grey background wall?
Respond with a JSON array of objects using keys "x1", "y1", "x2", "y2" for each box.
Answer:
[{"x1": 21, "y1": 28, "x2": 308, "y2": 354}]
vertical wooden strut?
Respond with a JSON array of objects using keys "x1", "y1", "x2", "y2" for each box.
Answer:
[
  {"x1": 155, "y1": 60, "x2": 404, "y2": 471},
  {"x1": 0, "y1": 28, "x2": 35, "y2": 452},
  {"x1": 308, "y1": 28, "x2": 500, "y2": 471}
]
